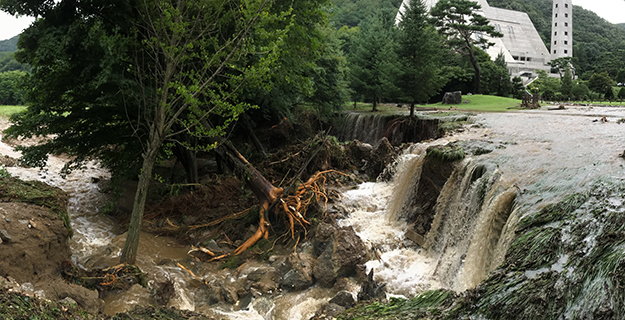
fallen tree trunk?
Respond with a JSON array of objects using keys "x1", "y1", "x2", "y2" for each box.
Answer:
[{"x1": 209, "y1": 132, "x2": 283, "y2": 254}]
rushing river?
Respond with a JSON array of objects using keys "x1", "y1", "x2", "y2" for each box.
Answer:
[{"x1": 2, "y1": 105, "x2": 625, "y2": 318}]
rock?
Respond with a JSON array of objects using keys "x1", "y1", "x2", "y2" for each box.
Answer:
[
  {"x1": 59, "y1": 297, "x2": 78, "y2": 306},
  {"x1": 366, "y1": 137, "x2": 398, "y2": 181},
  {"x1": 442, "y1": 91, "x2": 462, "y2": 104},
  {"x1": 0, "y1": 229, "x2": 11, "y2": 242},
  {"x1": 358, "y1": 270, "x2": 386, "y2": 301},
  {"x1": 329, "y1": 290, "x2": 356, "y2": 308},
  {"x1": 273, "y1": 253, "x2": 315, "y2": 290},
  {"x1": 356, "y1": 141, "x2": 373, "y2": 153},
  {"x1": 312, "y1": 303, "x2": 346, "y2": 319},
  {"x1": 313, "y1": 226, "x2": 368, "y2": 287},
  {"x1": 247, "y1": 267, "x2": 279, "y2": 294}
]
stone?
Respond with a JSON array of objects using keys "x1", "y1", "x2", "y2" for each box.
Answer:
[
  {"x1": 274, "y1": 253, "x2": 315, "y2": 290},
  {"x1": 313, "y1": 226, "x2": 368, "y2": 287},
  {"x1": 442, "y1": 91, "x2": 462, "y2": 104},
  {"x1": 313, "y1": 303, "x2": 346, "y2": 319},
  {"x1": 329, "y1": 290, "x2": 356, "y2": 308},
  {"x1": 0, "y1": 229, "x2": 11, "y2": 242}
]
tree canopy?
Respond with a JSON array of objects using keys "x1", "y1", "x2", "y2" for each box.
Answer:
[{"x1": 429, "y1": 0, "x2": 503, "y2": 94}]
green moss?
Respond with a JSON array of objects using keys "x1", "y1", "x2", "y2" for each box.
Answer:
[
  {"x1": 339, "y1": 289, "x2": 455, "y2": 320},
  {"x1": 426, "y1": 145, "x2": 465, "y2": 163},
  {"x1": 0, "y1": 177, "x2": 72, "y2": 237},
  {"x1": 505, "y1": 227, "x2": 561, "y2": 271},
  {"x1": 517, "y1": 193, "x2": 588, "y2": 232}
]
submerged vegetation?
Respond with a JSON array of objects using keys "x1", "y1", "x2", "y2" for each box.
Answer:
[{"x1": 342, "y1": 178, "x2": 625, "y2": 319}]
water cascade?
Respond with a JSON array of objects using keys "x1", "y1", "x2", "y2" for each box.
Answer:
[
  {"x1": 340, "y1": 144, "x2": 519, "y2": 295},
  {"x1": 4, "y1": 106, "x2": 625, "y2": 318},
  {"x1": 339, "y1": 112, "x2": 440, "y2": 145}
]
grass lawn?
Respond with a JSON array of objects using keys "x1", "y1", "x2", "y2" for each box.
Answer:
[
  {"x1": 0, "y1": 105, "x2": 26, "y2": 118},
  {"x1": 417, "y1": 94, "x2": 522, "y2": 112},
  {"x1": 347, "y1": 95, "x2": 523, "y2": 113}
]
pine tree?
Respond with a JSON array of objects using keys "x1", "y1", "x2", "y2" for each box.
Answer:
[
  {"x1": 429, "y1": 0, "x2": 503, "y2": 94},
  {"x1": 349, "y1": 12, "x2": 400, "y2": 111},
  {"x1": 396, "y1": 0, "x2": 444, "y2": 116}
]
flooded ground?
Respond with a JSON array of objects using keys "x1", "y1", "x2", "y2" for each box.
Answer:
[{"x1": 2, "y1": 105, "x2": 625, "y2": 318}]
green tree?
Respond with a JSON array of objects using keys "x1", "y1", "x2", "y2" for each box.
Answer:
[
  {"x1": 561, "y1": 66, "x2": 573, "y2": 99},
  {"x1": 528, "y1": 69, "x2": 560, "y2": 101},
  {"x1": 2, "y1": 0, "x2": 288, "y2": 264},
  {"x1": 429, "y1": 0, "x2": 503, "y2": 94},
  {"x1": 0, "y1": 70, "x2": 25, "y2": 105},
  {"x1": 349, "y1": 11, "x2": 400, "y2": 111},
  {"x1": 618, "y1": 87, "x2": 625, "y2": 102},
  {"x1": 616, "y1": 68, "x2": 625, "y2": 86},
  {"x1": 396, "y1": 0, "x2": 444, "y2": 116},
  {"x1": 571, "y1": 82, "x2": 590, "y2": 101},
  {"x1": 511, "y1": 76, "x2": 525, "y2": 99},
  {"x1": 588, "y1": 71, "x2": 615, "y2": 95},
  {"x1": 482, "y1": 52, "x2": 512, "y2": 97}
]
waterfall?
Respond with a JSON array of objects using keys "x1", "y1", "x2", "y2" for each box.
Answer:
[
  {"x1": 340, "y1": 113, "x2": 390, "y2": 144},
  {"x1": 339, "y1": 113, "x2": 440, "y2": 146},
  {"x1": 342, "y1": 146, "x2": 519, "y2": 296}
]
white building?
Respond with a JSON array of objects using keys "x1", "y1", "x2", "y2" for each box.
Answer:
[{"x1": 397, "y1": 0, "x2": 571, "y2": 79}]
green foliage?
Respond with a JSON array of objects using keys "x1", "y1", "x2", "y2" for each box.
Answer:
[
  {"x1": 571, "y1": 82, "x2": 590, "y2": 100},
  {"x1": 511, "y1": 76, "x2": 525, "y2": 99},
  {"x1": 339, "y1": 289, "x2": 454, "y2": 319},
  {"x1": 329, "y1": 0, "x2": 403, "y2": 28},
  {"x1": 518, "y1": 193, "x2": 588, "y2": 232},
  {"x1": 0, "y1": 70, "x2": 26, "y2": 105},
  {"x1": 426, "y1": 145, "x2": 465, "y2": 162},
  {"x1": 0, "y1": 35, "x2": 18, "y2": 52},
  {"x1": 528, "y1": 70, "x2": 561, "y2": 100},
  {"x1": 560, "y1": 66, "x2": 573, "y2": 99},
  {"x1": 489, "y1": 0, "x2": 625, "y2": 76},
  {"x1": 588, "y1": 71, "x2": 615, "y2": 95},
  {"x1": 395, "y1": 0, "x2": 445, "y2": 108},
  {"x1": 349, "y1": 11, "x2": 400, "y2": 111},
  {"x1": 619, "y1": 87, "x2": 625, "y2": 100},
  {"x1": 0, "y1": 52, "x2": 28, "y2": 72},
  {"x1": 481, "y1": 52, "x2": 513, "y2": 97},
  {"x1": 429, "y1": 0, "x2": 503, "y2": 94}
]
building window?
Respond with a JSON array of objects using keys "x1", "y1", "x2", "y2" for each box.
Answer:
[
  {"x1": 564, "y1": 50, "x2": 568, "y2": 54},
  {"x1": 555, "y1": 13, "x2": 558, "y2": 17},
  {"x1": 565, "y1": 3, "x2": 568, "y2": 8},
  {"x1": 565, "y1": 13, "x2": 568, "y2": 18},
  {"x1": 555, "y1": 3, "x2": 558, "y2": 8},
  {"x1": 565, "y1": 22, "x2": 568, "y2": 27},
  {"x1": 554, "y1": 50, "x2": 557, "y2": 54},
  {"x1": 555, "y1": 31, "x2": 558, "y2": 36},
  {"x1": 564, "y1": 41, "x2": 568, "y2": 45},
  {"x1": 565, "y1": 31, "x2": 568, "y2": 35},
  {"x1": 555, "y1": 22, "x2": 558, "y2": 27},
  {"x1": 527, "y1": 58, "x2": 532, "y2": 62},
  {"x1": 554, "y1": 41, "x2": 557, "y2": 44}
]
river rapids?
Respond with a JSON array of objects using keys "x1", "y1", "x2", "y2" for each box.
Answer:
[{"x1": 2, "y1": 105, "x2": 625, "y2": 319}]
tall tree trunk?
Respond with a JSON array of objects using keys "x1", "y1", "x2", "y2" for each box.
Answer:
[
  {"x1": 410, "y1": 103, "x2": 415, "y2": 117},
  {"x1": 372, "y1": 93, "x2": 379, "y2": 112},
  {"x1": 241, "y1": 114, "x2": 267, "y2": 158},
  {"x1": 120, "y1": 143, "x2": 160, "y2": 264},
  {"x1": 466, "y1": 45, "x2": 482, "y2": 94}
]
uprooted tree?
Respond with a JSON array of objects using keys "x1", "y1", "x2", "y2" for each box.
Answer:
[{"x1": 2, "y1": 0, "x2": 291, "y2": 264}]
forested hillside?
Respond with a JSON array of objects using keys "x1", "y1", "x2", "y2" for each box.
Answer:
[
  {"x1": 0, "y1": 35, "x2": 18, "y2": 52},
  {"x1": 329, "y1": 0, "x2": 403, "y2": 27},
  {"x1": 488, "y1": 0, "x2": 625, "y2": 77}
]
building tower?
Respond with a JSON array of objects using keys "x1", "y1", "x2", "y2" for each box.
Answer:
[{"x1": 551, "y1": 0, "x2": 573, "y2": 60}]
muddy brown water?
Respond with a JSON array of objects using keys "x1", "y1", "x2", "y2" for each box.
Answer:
[{"x1": 2, "y1": 105, "x2": 625, "y2": 318}]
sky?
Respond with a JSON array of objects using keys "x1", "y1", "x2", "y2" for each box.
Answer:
[{"x1": 1, "y1": 1, "x2": 625, "y2": 41}]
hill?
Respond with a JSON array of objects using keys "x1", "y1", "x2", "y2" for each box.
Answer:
[
  {"x1": 488, "y1": 0, "x2": 625, "y2": 76},
  {"x1": 0, "y1": 35, "x2": 19, "y2": 52}
]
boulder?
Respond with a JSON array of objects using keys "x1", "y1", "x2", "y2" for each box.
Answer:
[
  {"x1": 246, "y1": 267, "x2": 278, "y2": 294},
  {"x1": 313, "y1": 225, "x2": 368, "y2": 287},
  {"x1": 273, "y1": 253, "x2": 315, "y2": 290},
  {"x1": 442, "y1": 91, "x2": 462, "y2": 104},
  {"x1": 329, "y1": 290, "x2": 356, "y2": 308}
]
